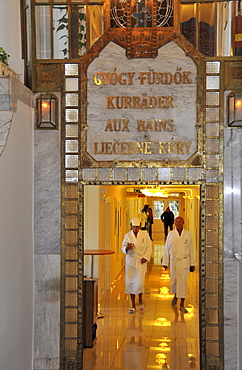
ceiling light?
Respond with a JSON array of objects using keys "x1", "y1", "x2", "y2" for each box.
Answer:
[{"x1": 140, "y1": 188, "x2": 169, "y2": 197}]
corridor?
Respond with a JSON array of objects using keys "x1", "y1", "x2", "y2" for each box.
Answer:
[{"x1": 83, "y1": 236, "x2": 200, "y2": 369}]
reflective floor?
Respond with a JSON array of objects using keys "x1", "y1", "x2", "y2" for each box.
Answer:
[{"x1": 83, "y1": 235, "x2": 199, "y2": 369}]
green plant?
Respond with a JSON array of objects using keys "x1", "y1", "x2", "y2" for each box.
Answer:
[{"x1": 0, "y1": 47, "x2": 9, "y2": 66}]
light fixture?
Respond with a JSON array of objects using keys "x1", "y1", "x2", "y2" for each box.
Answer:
[
  {"x1": 36, "y1": 93, "x2": 58, "y2": 129},
  {"x1": 140, "y1": 188, "x2": 169, "y2": 197},
  {"x1": 228, "y1": 92, "x2": 242, "y2": 127}
]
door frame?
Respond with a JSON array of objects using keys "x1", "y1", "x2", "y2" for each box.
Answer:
[{"x1": 61, "y1": 179, "x2": 223, "y2": 370}]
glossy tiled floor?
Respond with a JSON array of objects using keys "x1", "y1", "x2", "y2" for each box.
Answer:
[{"x1": 83, "y1": 234, "x2": 199, "y2": 369}]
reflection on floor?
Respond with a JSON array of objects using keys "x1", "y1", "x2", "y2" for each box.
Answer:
[{"x1": 83, "y1": 241, "x2": 199, "y2": 369}]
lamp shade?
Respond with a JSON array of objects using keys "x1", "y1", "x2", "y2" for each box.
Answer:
[
  {"x1": 36, "y1": 93, "x2": 58, "y2": 129},
  {"x1": 228, "y1": 92, "x2": 242, "y2": 127}
]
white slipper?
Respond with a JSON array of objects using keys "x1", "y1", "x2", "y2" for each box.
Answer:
[{"x1": 128, "y1": 308, "x2": 136, "y2": 313}]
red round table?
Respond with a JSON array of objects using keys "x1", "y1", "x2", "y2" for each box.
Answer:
[{"x1": 84, "y1": 249, "x2": 115, "y2": 279}]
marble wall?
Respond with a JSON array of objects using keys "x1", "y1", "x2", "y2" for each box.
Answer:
[
  {"x1": 223, "y1": 95, "x2": 242, "y2": 369},
  {"x1": 34, "y1": 129, "x2": 61, "y2": 254},
  {"x1": 32, "y1": 69, "x2": 242, "y2": 370},
  {"x1": 34, "y1": 255, "x2": 60, "y2": 370},
  {"x1": 34, "y1": 120, "x2": 61, "y2": 368}
]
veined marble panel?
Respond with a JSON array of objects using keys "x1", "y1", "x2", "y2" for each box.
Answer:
[
  {"x1": 86, "y1": 41, "x2": 197, "y2": 162},
  {"x1": 34, "y1": 130, "x2": 61, "y2": 254},
  {"x1": 224, "y1": 96, "x2": 242, "y2": 258},
  {"x1": 34, "y1": 254, "x2": 60, "y2": 369},
  {"x1": 0, "y1": 111, "x2": 13, "y2": 155},
  {"x1": 0, "y1": 95, "x2": 11, "y2": 110},
  {"x1": 0, "y1": 74, "x2": 32, "y2": 156},
  {"x1": 223, "y1": 92, "x2": 242, "y2": 370},
  {"x1": 224, "y1": 258, "x2": 239, "y2": 370},
  {"x1": 0, "y1": 75, "x2": 11, "y2": 111},
  {"x1": 0, "y1": 76, "x2": 10, "y2": 96}
]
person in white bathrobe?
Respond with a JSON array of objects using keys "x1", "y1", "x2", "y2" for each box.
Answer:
[
  {"x1": 162, "y1": 216, "x2": 195, "y2": 313},
  {"x1": 122, "y1": 217, "x2": 152, "y2": 313}
]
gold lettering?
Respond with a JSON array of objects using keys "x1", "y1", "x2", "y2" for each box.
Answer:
[
  {"x1": 157, "y1": 96, "x2": 166, "y2": 108},
  {"x1": 174, "y1": 142, "x2": 185, "y2": 154},
  {"x1": 113, "y1": 119, "x2": 121, "y2": 131},
  {"x1": 120, "y1": 142, "x2": 128, "y2": 154},
  {"x1": 184, "y1": 141, "x2": 192, "y2": 153},
  {"x1": 141, "y1": 96, "x2": 148, "y2": 108},
  {"x1": 116, "y1": 97, "x2": 123, "y2": 109},
  {"x1": 164, "y1": 72, "x2": 173, "y2": 84},
  {"x1": 107, "y1": 95, "x2": 174, "y2": 109},
  {"x1": 107, "y1": 96, "x2": 115, "y2": 109},
  {"x1": 158, "y1": 120, "x2": 167, "y2": 131},
  {"x1": 166, "y1": 119, "x2": 174, "y2": 131},
  {"x1": 109, "y1": 73, "x2": 118, "y2": 85},
  {"x1": 140, "y1": 72, "x2": 147, "y2": 84},
  {"x1": 133, "y1": 96, "x2": 141, "y2": 108},
  {"x1": 127, "y1": 72, "x2": 136, "y2": 85},
  {"x1": 119, "y1": 73, "x2": 127, "y2": 85},
  {"x1": 105, "y1": 119, "x2": 113, "y2": 131},
  {"x1": 146, "y1": 119, "x2": 153, "y2": 131},
  {"x1": 124, "y1": 96, "x2": 133, "y2": 109},
  {"x1": 165, "y1": 96, "x2": 174, "y2": 108},
  {"x1": 93, "y1": 73, "x2": 102, "y2": 85},
  {"x1": 121, "y1": 119, "x2": 130, "y2": 131},
  {"x1": 155, "y1": 72, "x2": 163, "y2": 84},
  {"x1": 94, "y1": 142, "x2": 99, "y2": 153},
  {"x1": 136, "y1": 119, "x2": 175, "y2": 131},
  {"x1": 149, "y1": 96, "x2": 157, "y2": 108},
  {"x1": 183, "y1": 71, "x2": 192, "y2": 84},
  {"x1": 105, "y1": 119, "x2": 130, "y2": 131},
  {"x1": 144, "y1": 142, "x2": 152, "y2": 154},
  {"x1": 94, "y1": 70, "x2": 192, "y2": 85},
  {"x1": 159, "y1": 142, "x2": 167, "y2": 154},
  {"x1": 137, "y1": 119, "x2": 145, "y2": 131},
  {"x1": 105, "y1": 142, "x2": 112, "y2": 154},
  {"x1": 93, "y1": 72, "x2": 136, "y2": 85},
  {"x1": 102, "y1": 73, "x2": 110, "y2": 85},
  {"x1": 94, "y1": 141, "x2": 191, "y2": 155},
  {"x1": 127, "y1": 142, "x2": 136, "y2": 154}
]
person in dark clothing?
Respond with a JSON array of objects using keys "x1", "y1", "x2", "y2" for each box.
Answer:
[
  {"x1": 141, "y1": 204, "x2": 154, "y2": 241},
  {"x1": 161, "y1": 207, "x2": 174, "y2": 238}
]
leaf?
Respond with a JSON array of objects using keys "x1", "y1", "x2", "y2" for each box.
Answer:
[
  {"x1": 56, "y1": 24, "x2": 67, "y2": 31},
  {"x1": 59, "y1": 35, "x2": 67, "y2": 40},
  {"x1": 78, "y1": 13, "x2": 85, "y2": 21}
]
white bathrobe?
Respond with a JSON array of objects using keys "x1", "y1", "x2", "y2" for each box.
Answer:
[
  {"x1": 162, "y1": 228, "x2": 194, "y2": 298},
  {"x1": 122, "y1": 230, "x2": 152, "y2": 295}
]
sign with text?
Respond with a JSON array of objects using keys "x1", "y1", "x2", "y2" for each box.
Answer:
[{"x1": 86, "y1": 41, "x2": 197, "y2": 162}]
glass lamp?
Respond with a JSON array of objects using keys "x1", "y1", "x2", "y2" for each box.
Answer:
[
  {"x1": 228, "y1": 92, "x2": 242, "y2": 127},
  {"x1": 36, "y1": 93, "x2": 58, "y2": 129}
]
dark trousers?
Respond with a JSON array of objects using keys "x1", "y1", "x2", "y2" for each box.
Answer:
[{"x1": 164, "y1": 223, "x2": 173, "y2": 238}]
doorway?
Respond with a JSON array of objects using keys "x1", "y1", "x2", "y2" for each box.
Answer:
[
  {"x1": 61, "y1": 180, "x2": 224, "y2": 368},
  {"x1": 83, "y1": 184, "x2": 200, "y2": 308},
  {"x1": 83, "y1": 184, "x2": 200, "y2": 368}
]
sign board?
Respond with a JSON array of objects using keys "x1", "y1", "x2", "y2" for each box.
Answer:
[{"x1": 86, "y1": 41, "x2": 197, "y2": 163}]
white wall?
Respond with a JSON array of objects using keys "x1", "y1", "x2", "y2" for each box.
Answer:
[
  {"x1": 0, "y1": 101, "x2": 34, "y2": 370},
  {"x1": 0, "y1": 0, "x2": 25, "y2": 80},
  {"x1": 84, "y1": 186, "x2": 100, "y2": 278}
]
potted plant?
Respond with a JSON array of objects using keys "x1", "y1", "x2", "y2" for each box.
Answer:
[{"x1": 0, "y1": 47, "x2": 10, "y2": 66}]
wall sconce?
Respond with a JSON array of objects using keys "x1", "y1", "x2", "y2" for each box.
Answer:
[
  {"x1": 36, "y1": 93, "x2": 58, "y2": 129},
  {"x1": 228, "y1": 92, "x2": 242, "y2": 127}
]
